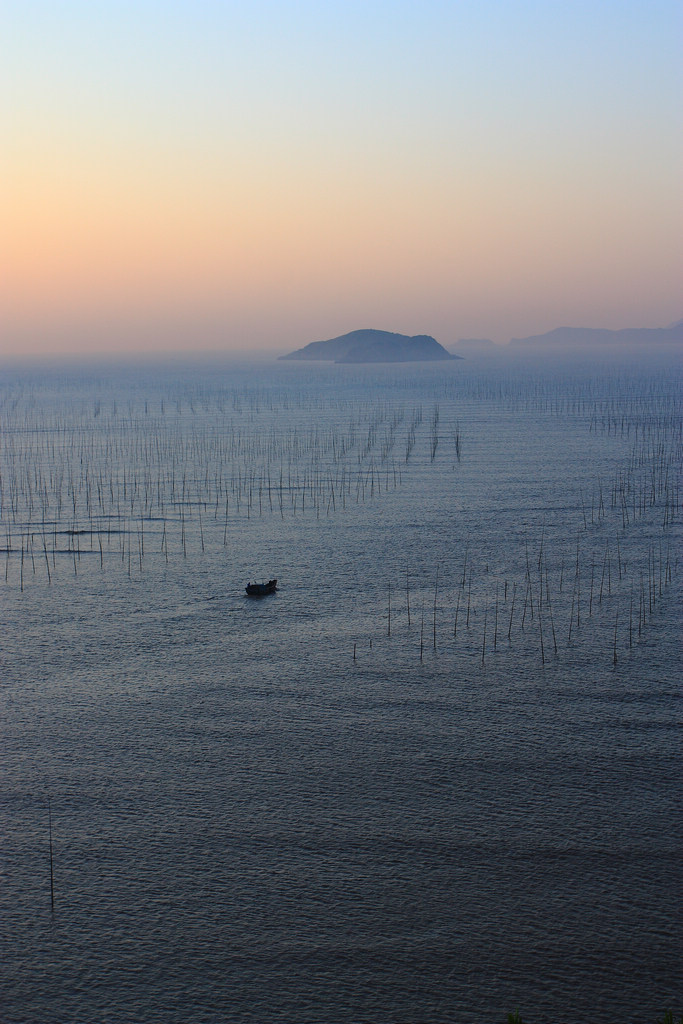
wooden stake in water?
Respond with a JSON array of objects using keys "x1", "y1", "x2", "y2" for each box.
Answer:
[
  {"x1": 432, "y1": 566, "x2": 439, "y2": 650},
  {"x1": 507, "y1": 582, "x2": 516, "y2": 642},
  {"x1": 493, "y1": 583, "x2": 498, "y2": 650},
  {"x1": 47, "y1": 796, "x2": 55, "y2": 912}
]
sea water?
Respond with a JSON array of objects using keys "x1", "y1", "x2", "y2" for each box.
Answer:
[{"x1": 1, "y1": 351, "x2": 681, "y2": 1023}]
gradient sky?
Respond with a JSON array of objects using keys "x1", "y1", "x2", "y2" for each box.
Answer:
[{"x1": 2, "y1": 0, "x2": 681, "y2": 356}]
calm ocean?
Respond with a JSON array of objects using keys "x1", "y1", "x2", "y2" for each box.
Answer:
[{"x1": 1, "y1": 351, "x2": 681, "y2": 1023}]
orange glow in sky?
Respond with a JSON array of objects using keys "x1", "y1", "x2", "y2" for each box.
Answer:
[{"x1": 2, "y1": 2, "x2": 681, "y2": 356}]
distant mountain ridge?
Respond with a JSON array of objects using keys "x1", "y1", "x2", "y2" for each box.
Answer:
[
  {"x1": 280, "y1": 329, "x2": 459, "y2": 363},
  {"x1": 511, "y1": 322, "x2": 683, "y2": 348}
]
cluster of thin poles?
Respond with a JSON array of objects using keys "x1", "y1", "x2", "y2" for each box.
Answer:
[
  {"x1": 1, "y1": 388, "x2": 448, "y2": 586},
  {"x1": 371, "y1": 520, "x2": 677, "y2": 671},
  {"x1": 364, "y1": 386, "x2": 681, "y2": 668}
]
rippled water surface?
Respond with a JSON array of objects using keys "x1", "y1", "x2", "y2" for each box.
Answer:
[{"x1": 1, "y1": 352, "x2": 681, "y2": 1023}]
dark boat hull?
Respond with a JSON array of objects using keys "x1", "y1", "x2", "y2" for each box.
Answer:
[{"x1": 245, "y1": 578, "x2": 278, "y2": 596}]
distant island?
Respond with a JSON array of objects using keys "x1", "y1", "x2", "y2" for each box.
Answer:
[
  {"x1": 280, "y1": 329, "x2": 460, "y2": 364},
  {"x1": 510, "y1": 321, "x2": 683, "y2": 349}
]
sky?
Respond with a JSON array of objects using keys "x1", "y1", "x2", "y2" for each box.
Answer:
[{"x1": 2, "y1": 0, "x2": 681, "y2": 357}]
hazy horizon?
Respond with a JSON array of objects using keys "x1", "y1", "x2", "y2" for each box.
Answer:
[{"x1": 2, "y1": 1, "x2": 681, "y2": 359}]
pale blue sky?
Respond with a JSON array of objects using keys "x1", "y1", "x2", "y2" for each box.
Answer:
[{"x1": 3, "y1": 0, "x2": 681, "y2": 353}]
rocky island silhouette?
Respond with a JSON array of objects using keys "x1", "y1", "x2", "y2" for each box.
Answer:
[{"x1": 280, "y1": 329, "x2": 459, "y2": 363}]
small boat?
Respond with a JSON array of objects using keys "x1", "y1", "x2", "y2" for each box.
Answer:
[{"x1": 245, "y1": 578, "x2": 278, "y2": 597}]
